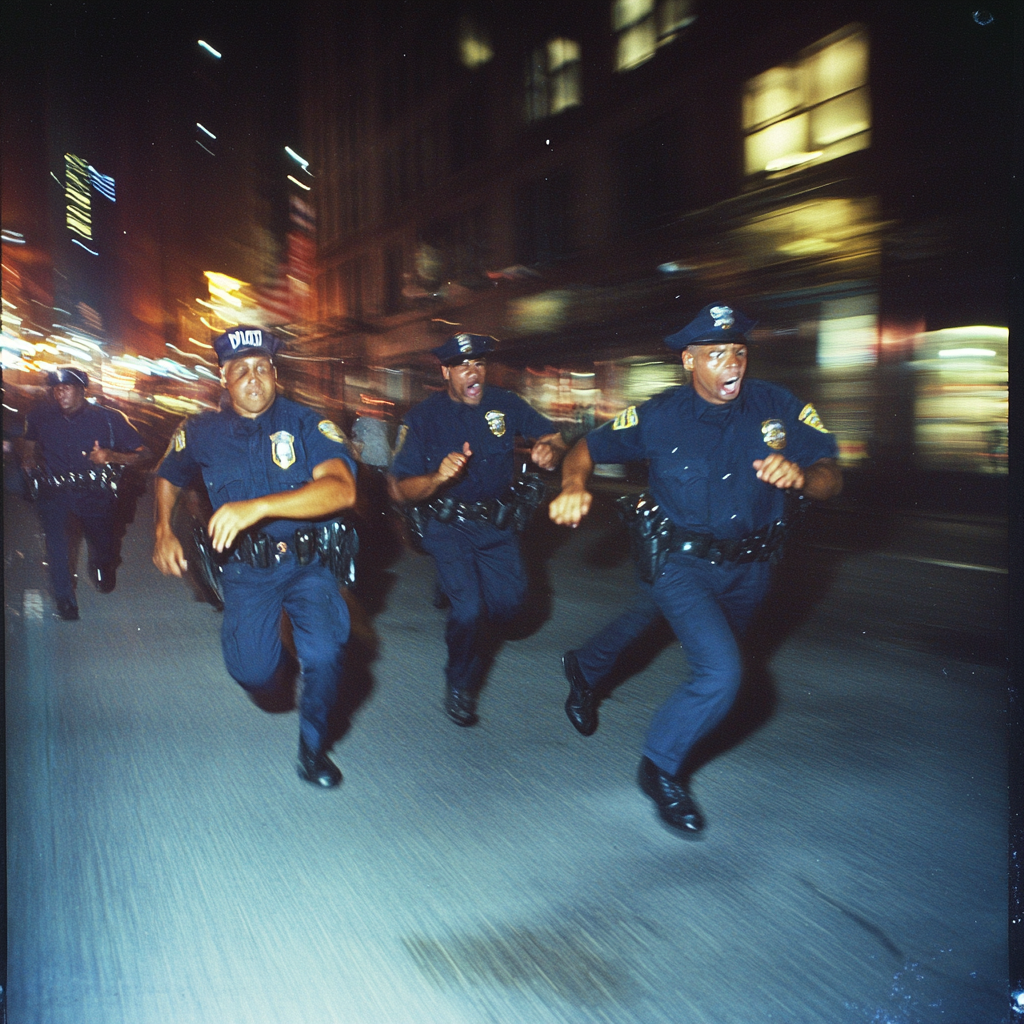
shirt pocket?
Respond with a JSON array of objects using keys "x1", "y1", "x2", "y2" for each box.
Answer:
[
  {"x1": 649, "y1": 445, "x2": 710, "y2": 524},
  {"x1": 203, "y1": 469, "x2": 246, "y2": 503}
]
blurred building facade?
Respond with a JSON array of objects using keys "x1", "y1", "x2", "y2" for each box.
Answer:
[{"x1": 292, "y1": 0, "x2": 1012, "y2": 478}]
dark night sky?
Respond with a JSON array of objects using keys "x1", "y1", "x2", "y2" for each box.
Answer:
[{"x1": 3, "y1": 0, "x2": 300, "y2": 260}]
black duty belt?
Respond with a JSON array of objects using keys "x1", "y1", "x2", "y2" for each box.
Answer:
[
  {"x1": 190, "y1": 517, "x2": 359, "y2": 608},
  {"x1": 25, "y1": 464, "x2": 125, "y2": 500},
  {"x1": 403, "y1": 473, "x2": 548, "y2": 543},
  {"x1": 615, "y1": 491, "x2": 806, "y2": 583}
]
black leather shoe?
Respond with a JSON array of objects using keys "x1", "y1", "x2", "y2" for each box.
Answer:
[
  {"x1": 55, "y1": 598, "x2": 79, "y2": 621},
  {"x1": 90, "y1": 563, "x2": 116, "y2": 593},
  {"x1": 297, "y1": 737, "x2": 342, "y2": 788},
  {"x1": 638, "y1": 757, "x2": 705, "y2": 836},
  {"x1": 444, "y1": 686, "x2": 478, "y2": 727},
  {"x1": 563, "y1": 650, "x2": 599, "y2": 736}
]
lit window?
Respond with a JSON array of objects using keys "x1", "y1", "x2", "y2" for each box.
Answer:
[
  {"x1": 613, "y1": 0, "x2": 695, "y2": 72},
  {"x1": 459, "y1": 17, "x2": 493, "y2": 68},
  {"x1": 743, "y1": 24, "x2": 869, "y2": 175},
  {"x1": 526, "y1": 37, "x2": 582, "y2": 121}
]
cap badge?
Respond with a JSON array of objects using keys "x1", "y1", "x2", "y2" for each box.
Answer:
[
  {"x1": 761, "y1": 419, "x2": 787, "y2": 450},
  {"x1": 457, "y1": 334, "x2": 474, "y2": 354},
  {"x1": 709, "y1": 306, "x2": 735, "y2": 329},
  {"x1": 485, "y1": 410, "x2": 506, "y2": 437},
  {"x1": 270, "y1": 430, "x2": 296, "y2": 469}
]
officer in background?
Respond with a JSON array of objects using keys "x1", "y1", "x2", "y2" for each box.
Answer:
[
  {"x1": 152, "y1": 326, "x2": 358, "y2": 788},
  {"x1": 20, "y1": 367, "x2": 152, "y2": 620},
  {"x1": 549, "y1": 304, "x2": 842, "y2": 836},
  {"x1": 388, "y1": 333, "x2": 567, "y2": 726}
]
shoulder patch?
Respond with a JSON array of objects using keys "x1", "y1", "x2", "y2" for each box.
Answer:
[
  {"x1": 393, "y1": 424, "x2": 409, "y2": 458},
  {"x1": 317, "y1": 419, "x2": 347, "y2": 444},
  {"x1": 798, "y1": 403, "x2": 831, "y2": 433},
  {"x1": 164, "y1": 427, "x2": 186, "y2": 456},
  {"x1": 611, "y1": 406, "x2": 638, "y2": 431}
]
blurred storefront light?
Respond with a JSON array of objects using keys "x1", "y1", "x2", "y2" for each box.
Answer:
[
  {"x1": 732, "y1": 196, "x2": 882, "y2": 271},
  {"x1": 912, "y1": 326, "x2": 1008, "y2": 474},
  {"x1": 817, "y1": 294, "x2": 878, "y2": 368}
]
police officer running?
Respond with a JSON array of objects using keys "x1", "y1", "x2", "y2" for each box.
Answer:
[
  {"x1": 152, "y1": 327, "x2": 358, "y2": 788},
  {"x1": 388, "y1": 333, "x2": 567, "y2": 726},
  {"x1": 20, "y1": 367, "x2": 152, "y2": 620},
  {"x1": 549, "y1": 304, "x2": 842, "y2": 836}
]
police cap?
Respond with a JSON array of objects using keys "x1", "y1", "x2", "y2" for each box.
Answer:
[
  {"x1": 664, "y1": 303, "x2": 757, "y2": 351},
  {"x1": 212, "y1": 325, "x2": 284, "y2": 365},
  {"x1": 47, "y1": 367, "x2": 89, "y2": 388},
  {"x1": 431, "y1": 333, "x2": 494, "y2": 365}
]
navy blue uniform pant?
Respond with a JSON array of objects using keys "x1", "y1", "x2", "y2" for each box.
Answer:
[
  {"x1": 421, "y1": 519, "x2": 527, "y2": 693},
  {"x1": 575, "y1": 553, "x2": 771, "y2": 777},
  {"x1": 36, "y1": 494, "x2": 120, "y2": 604},
  {"x1": 220, "y1": 555, "x2": 350, "y2": 752}
]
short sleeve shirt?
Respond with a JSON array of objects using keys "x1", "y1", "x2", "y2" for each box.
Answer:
[
  {"x1": 585, "y1": 379, "x2": 838, "y2": 538},
  {"x1": 156, "y1": 395, "x2": 356, "y2": 542},
  {"x1": 390, "y1": 385, "x2": 556, "y2": 503},
  {"x1": 24, "y1": 400, "x2": 145, "y2": 475}
]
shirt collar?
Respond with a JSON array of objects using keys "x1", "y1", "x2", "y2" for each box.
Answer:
[{"x1": 690, "y1": 384, "x2": 744, "y2": 421}]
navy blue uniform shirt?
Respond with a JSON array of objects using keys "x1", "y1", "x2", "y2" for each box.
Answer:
[
  {"x1": 390, "y1": 385, "x2": 555, "y2": 503},
  {"x1": 586, "y1": 379, "x2": 838, "y2": 538},
  {"x1": 156, "y1": 395, "x2": 356, "y2": 542},
  {"x1": 24, "y1": 399, "x2": 145, "y2": 475}
]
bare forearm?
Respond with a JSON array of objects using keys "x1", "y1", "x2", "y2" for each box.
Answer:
[
  {"x1": 389, "y1": 471, "x2": 445, "y2": 505},
  {"x1": 154, "y1": 476, "x2": 182, "y2": 533},
  {"x1": 549, "y1": 438, "x2": 595, "y2": 526},
  {"x1": 247, "y1": 473, "x2": 355, "y2": 522},
  {"x1": 108, "y1": 447, "x2": 152, "y2": 467},
  {"x1": 560, "y1": 437, "x2": 595, "y2": 490},
  {"x1": 802, "y1": 458, "x2": 842, "y2": 501}
]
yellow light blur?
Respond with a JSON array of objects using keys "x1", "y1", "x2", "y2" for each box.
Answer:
[
  {"x1": 188, "y1": 336, "x2": 213, "y2": 349},
  {"x1": 65, "y1": 153, "x2": 92, "y2": 240},
  {"x1": 201, "y1": 316, "x2": 238, "y2": 332},
  {"x1": 459, "y1": 17, "x2": 493, "y2": 68},
  {"x1": 287, "y1": 175, "x2": 312, "y2": 191},
  {"x1": 154, "y1": 395, "x2": 205, "y2": 414},
  {"x1": 209, "y1": 285, "x2": 243, "y2": 308},
  {"x1": 204, "y1": 271, "x2": 247, "y2": 292}
]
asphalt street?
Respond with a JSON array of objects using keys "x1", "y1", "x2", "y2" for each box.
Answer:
[{"x1": 4, "y1": 484, "x2": 1009, "y2": 1024}]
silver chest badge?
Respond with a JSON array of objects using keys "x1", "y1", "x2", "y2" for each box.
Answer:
[{"x1": 270, "y1": 430, "x2": 297, "y2": 469}]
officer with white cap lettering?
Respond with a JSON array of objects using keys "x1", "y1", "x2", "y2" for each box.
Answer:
[{"x1": 153, "y1": 326, "x2": 358, "y2": 788}]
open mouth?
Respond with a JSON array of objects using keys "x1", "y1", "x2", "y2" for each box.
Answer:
[{"x1": 720, "y1": 375, "x2": 741, "y2": 396}]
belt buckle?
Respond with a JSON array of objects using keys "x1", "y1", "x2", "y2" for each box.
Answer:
[{"x1": 679, "y1": 533, "x2": 712, "y2": 559}]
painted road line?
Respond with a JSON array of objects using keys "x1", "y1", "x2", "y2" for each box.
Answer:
[{"x1": 807, "y1": 544, "x2": 1007, "y2": 574}]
